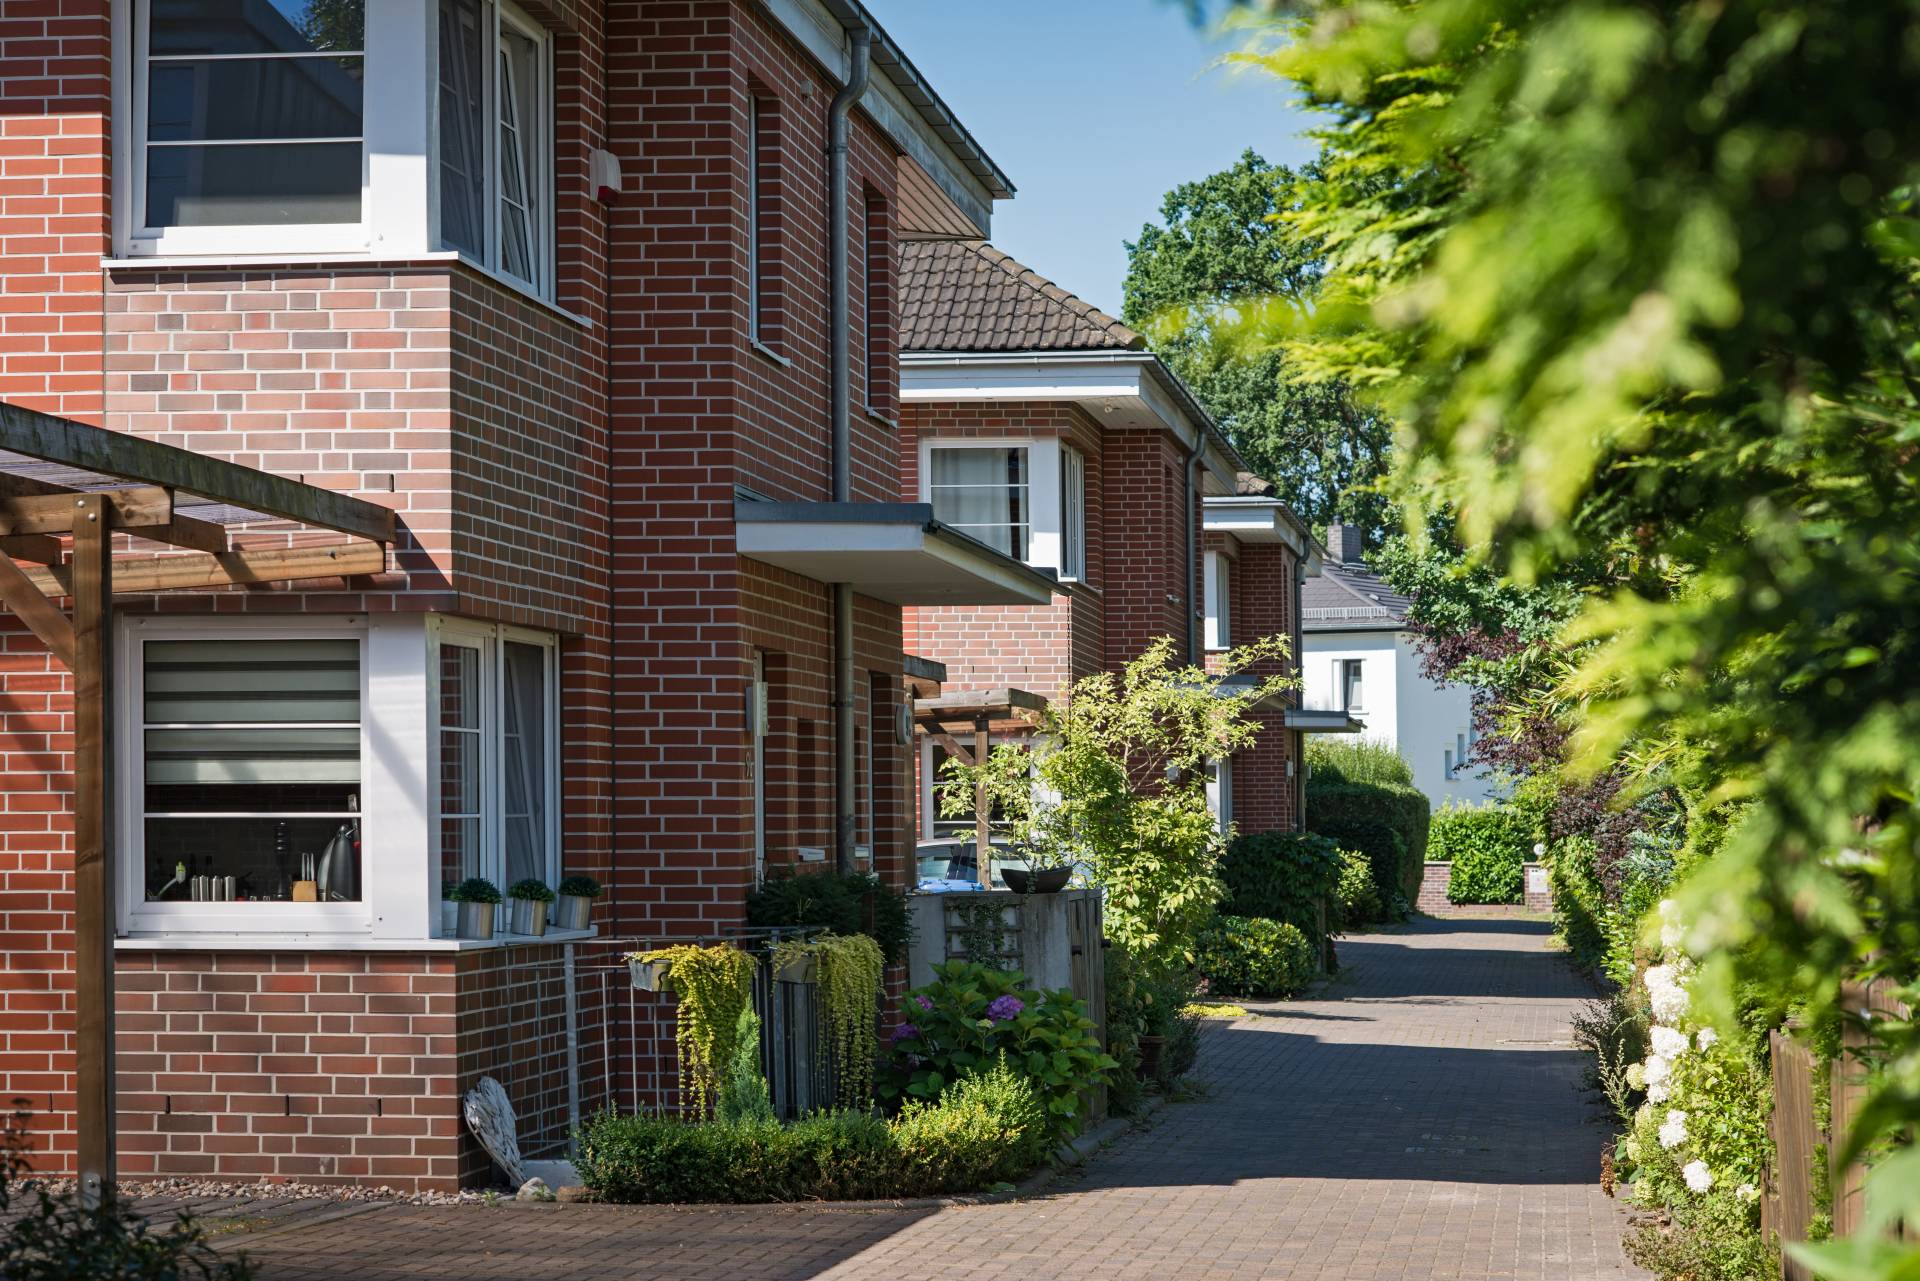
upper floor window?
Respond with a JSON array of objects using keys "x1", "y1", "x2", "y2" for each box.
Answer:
[
  {"x1": 1204, "y1": 551, "x2": 1230, "y2": 649},
  {"x1": 924, "y1": 438, "x2": 1084, "y2": 578},
  {"x1": 1341, "y1": 658, "x2": 1366, "y2": 712},
  {"x1": 123, "y1": 0, "x2": 557, "y2": 299},
  {"x1": 930, "y1": 446, "x2": 1030, "y2": 560}
]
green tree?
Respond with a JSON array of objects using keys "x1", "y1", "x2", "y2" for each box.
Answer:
[
  {"x1": 1122, "y1": 150, "x2": 1394, "y2": 541},
  {"x1": 1234, "y1": 2, "x2": 1920, "y2": 1273}
]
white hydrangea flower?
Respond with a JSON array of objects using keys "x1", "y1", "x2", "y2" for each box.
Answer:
[
  {"x1": 1646, "y1": 964, "x2": 1691, "y2": 1023},
  {"x1": 1683, "y1": 1160, "x2": 1713, "y2": 1193},
  {"x1": 1643, "y1": 1053, "x2": 1671, "y2": 1087},
  {"x1": 1650, "y1": 1025, "x2": 1689, "y2": 1060},
  {"x1": 1659, "y1": 900, "x2": 1685, "y2": 951},
  {"x1": 1626, "y1": 1062, "x2": 1647, "y2": 1089},
  {"x1": 1736, "y1": 1183, "x2": 1759, "y2": 1202},
  {"x1": 1647, "y1": 1081, "x2": 1671, "y2": 1103},
  {"x1": 1658, "y1": 1110, "x2": 1689, "y2": 1150},
  {"x1": 1696, "y1": 1027, "x2": 1718, "y2": 1049}
]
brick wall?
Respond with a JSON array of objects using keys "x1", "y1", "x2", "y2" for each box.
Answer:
[{"x1": 1210, "y1": 535, "x2": 1304, "y2": 836}]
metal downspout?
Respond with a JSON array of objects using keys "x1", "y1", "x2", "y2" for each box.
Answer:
[{"x1": 829, "y1": 24, "x2": 872, "y2": 874}]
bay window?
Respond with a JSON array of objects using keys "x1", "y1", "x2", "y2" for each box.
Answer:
[
  {"x1": 925, "y1": 439, "x2": 1086, "y2": 579},
  {"x1": 118, "y1": 614, "x2": 563, "y2": 941},
  {"x1": 121, "y1": 0, "x2": 557, "y2": 298}
]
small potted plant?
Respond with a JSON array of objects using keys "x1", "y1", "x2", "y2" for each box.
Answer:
[
  {"x1": 554, "y1": 874, "x2": 602, "y2": 931},
  {"x1": 450, "y1": 877, "x2": 501, "y2": 940},
  {"x1": 507, "y1": 878, "x2": 556, "y2": 937}
]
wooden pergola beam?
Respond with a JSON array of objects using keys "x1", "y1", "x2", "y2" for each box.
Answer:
[
  {"x1": 122, "y1": 514, "x2": 228, "y2": 555},
  {"x1": 0, "y1": 402, "x2": 396, "y2": 544},
  {"x1": 0, "y1": 533, "x2": 65, "y2": 564},
  {"x1": 70, "y1": 494, "x2": 110, "y2": 1203},
  {"x1": 0, "y1": 554, "x2": 72, "y2": 666},
  {"x1": 25, "y1": 540, "x2": 385, "y2": 598},
  {"x1": 0, "y1": 487, "x2": 172, "y2": 535}
]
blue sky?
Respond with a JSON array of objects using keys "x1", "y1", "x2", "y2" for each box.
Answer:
[{"x1": 867, "y1": 1, "x2": 1320, "y2": 317}]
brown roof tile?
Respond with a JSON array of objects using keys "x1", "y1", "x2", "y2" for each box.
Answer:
[{"x1": 899, "y1": 240, "x2": 1145, "y2": 353}]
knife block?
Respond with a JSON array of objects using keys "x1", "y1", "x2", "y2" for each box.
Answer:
[{"x1": 292, "y1": 880, "x2": 318, "y2": 902}]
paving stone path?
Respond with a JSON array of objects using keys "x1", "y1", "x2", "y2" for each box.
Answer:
[{"x1": 221, "y1": 914, "x2": 1647, "y2": 1280}]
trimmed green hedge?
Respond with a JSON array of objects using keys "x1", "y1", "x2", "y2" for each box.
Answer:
[
  {"x1": 1307, "y1": 777, "x2": 1430, "y2": 911},
  {"x1": 1219, "y1": 831, "x2": 1342, "y2": 943},
  {"x1": 577, "y1": 1057, "x2": 1049, "y2": 1204},
  {"x1": 1194, "y1": 915, "x2": 1318, "y2": 997},
  {"x1": 1433, "y1": 804, "x2": 1530, "y2": 904}
]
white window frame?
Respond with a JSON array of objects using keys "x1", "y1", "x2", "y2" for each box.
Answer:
[
  {"x1": 1341, "y1": 658, "x2": 1366, "y2": 713},
  {"x1": 113, "y1": 0, "x2": 558, "y2": 304},
  {"x1": 117, "y1": 614, "x2": 376, "y2": 936},
  {"x1": 1206, "y1": 757, "x2": 1233, "y2": 837},
  {"x1": 430, "y1": 617, "x2": 562, "y2": 929},
  {"x1": 920, "y1": 437, "x2": 1079, "y2": 577},
  {"x1": 485, "y1": 0, "x2": 556, "y2": 295},
  {"x1": 1204, "y1": 550, "x2": 1230, "y2": 650}
]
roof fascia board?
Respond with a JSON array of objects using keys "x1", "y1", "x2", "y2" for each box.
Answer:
[
  {"x1": 1204, "y1": 496, "x2": 1312, "y2": 557},
  {"x1": 760, "y1": 0, "x2": 1000, "y2": 235}
]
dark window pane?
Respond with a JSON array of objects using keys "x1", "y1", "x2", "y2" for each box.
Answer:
[
  {"x1": 436, "y1": 0, "x2": 486, "y2": 255},
  {"x1": 146, "y1": 141, "x2": 360, "y2": 226},
  {"x1": 150, "y1": 0, "x2": 365, "y2": 56},
  {"x1": 145, "y1": 816, "x2": 360, "y2": 902},
  {"x1": 149, "y1": 57, "x2": 362, "y2": 142}
]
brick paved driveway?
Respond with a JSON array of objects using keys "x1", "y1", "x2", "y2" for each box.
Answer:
[{"x1": 225, "y1": 915, "x2": 1645, "y2": 1280}]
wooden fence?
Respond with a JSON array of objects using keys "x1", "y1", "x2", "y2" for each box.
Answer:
[{"x1": 1764, "y1": 976, "x2": 1911, "y2": 1277}]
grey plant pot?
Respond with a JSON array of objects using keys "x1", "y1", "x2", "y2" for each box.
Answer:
[
  {"x1": 457, "y1": 900, "x2": 495, "y2": 940},
  {"x1": 509, "y1": 898, "x2": 549, "y2": 937},
  {"x1": 553, "y1": 894, "x2": 592, "y2": 932}
]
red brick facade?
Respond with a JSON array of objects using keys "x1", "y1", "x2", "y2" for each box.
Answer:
[{"x1": 0, "y1": 0, "x2": 950, "y2": 1189}]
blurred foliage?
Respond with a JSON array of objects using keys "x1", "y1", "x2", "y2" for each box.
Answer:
[
  {"x1": 1227, "y1": 0, "x2": 1920, "y2": 1270},
  {"x1": 1122, "y1": 150, "x2": 1395, "y2": 541}
]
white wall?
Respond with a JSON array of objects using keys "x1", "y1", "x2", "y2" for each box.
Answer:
[{"x1": 1301, "y1": 628, "x2": 1500, "y2": 810}]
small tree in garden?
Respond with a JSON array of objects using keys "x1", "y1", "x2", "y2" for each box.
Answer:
[{"x1": 941, "y1": 635, "x2": 1295, "y2": 973}]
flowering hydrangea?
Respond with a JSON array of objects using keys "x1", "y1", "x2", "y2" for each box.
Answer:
[
  {"x1": 1682, "y1": 1160, "x2": 1713, "y2": 1193},
  {"x1": 1736, "y1": 1182, "x2": 1759, "y2": 1203},
  {"x1": 986, "y1": 994, "x2": 1025, "y2": 1022},
  {"x1": 1625, "y1": 1062, "x2": 1647, "y2": 1089},
  {"x1": 1695, "y1": 1026, "x2": 1717, "y2": 1049},
  {"x1": 1650, "y1": 1024, "x2": 1689, "y2": 1060},
  {"x1": 1643, "y1": 1053, "x2": 1671, "y2": 1088},
  {"x1": 1645, "y1": 964, "x2": 1690, "y2": 1024},
  {"x1": 914, "y1": 995, "x2": 933, "y2": 1012},
  {"x1": 1647, "y1": 1081, "x2": 1671, "y2": 1103},
  {"x1": 889, "y1": 1021, "x2": 920, "y2": 1044},
  {"x1": 1658, "y1": 1109, "x2": 1689, "y2": 1150},
  {"x1": 1658, "y1": 900, "x2": 1686, "y2": 951}
]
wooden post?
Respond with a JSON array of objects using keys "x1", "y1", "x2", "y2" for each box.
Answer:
[
  {"x1": 71, "y1": 494, "x2": 112, "y2": 1202},
  {"x1": 973, "y1": 715, "x2": 990, "y2": 878}
]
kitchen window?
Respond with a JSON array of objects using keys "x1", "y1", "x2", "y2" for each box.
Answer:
[
  {"x1": 121, "y1": 0, "x2": 558, "y2": 299},
  {"x1": 929, "y1": 446, "x2": 1030, "y2": 560}
]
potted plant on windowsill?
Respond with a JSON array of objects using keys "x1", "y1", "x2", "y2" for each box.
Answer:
[
  {"x1": 440, "y1": 880, "x2": 458, "y2": 936},
  {"x1": 451, "y1": 877, "x2": 502, "y2": 940},
  {"x1": 507, "y1": 879, "x2": 555, "y2": 936},
  {"x1": 554, "y1": 874, "x2": 603, "y2": 931}
]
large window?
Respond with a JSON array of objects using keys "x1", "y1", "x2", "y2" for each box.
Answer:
[
  {"x1": 434, "y1": 621, "x2": 560, "y2": 917},
  {"x1": 930, "y1": 446, "x2": 1030, "y2": 560},
  {"x1": 135, "y1": 0, "x2": 366, "y2": 239},
  {"x1": 123, "y1": 0, "x2": 557, "y2": 298}
]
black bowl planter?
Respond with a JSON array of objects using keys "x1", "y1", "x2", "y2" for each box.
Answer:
[{"x1": 1001, "y1": 867, "x2": 1072, "y2": 894}]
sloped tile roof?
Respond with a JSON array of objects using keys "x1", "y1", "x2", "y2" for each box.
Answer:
[
  {"x1": 1302, "y1": 558, "x2": 1414, "y2": 632},
  {"x1": 900, "y1": 240, "x2": 1145, "y2": 353}
]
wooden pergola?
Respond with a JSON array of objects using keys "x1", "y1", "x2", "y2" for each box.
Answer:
[
  {"x1": 0, "y1": 402, "x2": 395, "y2": 1202},
  {"x1": 913, "y1": 687, "x2": 1047, "y2": 859}
]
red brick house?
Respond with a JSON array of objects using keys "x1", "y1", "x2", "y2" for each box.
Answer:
[
  {"x1": 896, "y1": 240, "x2": 1321, "y2": 846},
  {"x1": 0, "y1": 0, "x2": 1044, "y2": 1191}
]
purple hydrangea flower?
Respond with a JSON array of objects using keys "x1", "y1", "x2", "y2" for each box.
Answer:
[
  {"x1": 914, "y1": 995, "x2": 933, "y2": 1011},
  {"x1": 890, "y1": 1021, "x2": 921, "y2": 1044},
  {"x1": 986, "y1": 994, "x2": 1025, "y2": 1022}
]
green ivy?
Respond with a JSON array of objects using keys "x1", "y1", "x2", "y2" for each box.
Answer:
[{"x1": 1219, "y1": 831, "x2": 1343, "y2": 943}]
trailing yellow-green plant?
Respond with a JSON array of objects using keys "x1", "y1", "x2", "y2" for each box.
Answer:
[
  {"x1": 773, "y1": 932, "x2": 884, "y2": 1106},
  {"x1": 637, "y1": 943, "x2": 757, "y2": 1118}
]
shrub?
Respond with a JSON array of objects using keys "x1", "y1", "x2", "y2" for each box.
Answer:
[
  {"x1": 1193, "y1": 915, "x2": 1317, "y2": 998},
  {"x1": 1307, "y1": 780, "x2": 1430, "y2": 905},
  {"x1": 1311, "y1": 812, "x2": 1407, "y2": 919},
  {"x1": 1219, "y1": 831, "x2": 1342, "y2": 943},
  {"x1": 448, "y1": 876, "x2": 500, "y2": 904},
  {"x1": 717, "y1": 1007, "x2": 774, "y2": 1127},
  {"x1": 1547, "y1": 836, "x2": 1608, "y2": 969},
  {"x1": 893, "y1": 1055, "x2": 1049, "y2": 1194},
  {"x1": 1333, "y1": 849, "x2": 1380, "y2": 929},
  {"x1": 557, "y1": 874, "x2": 603, "y2": 898},
  {"x1": 882, "y1": 961, "x2": 1115, "y2": 1140},
  {"x1": 0, "y1": 1107, "x2": 253, "y2": 1281},
  {"x1": 1306, "y1": 736, "x2": 1414, "y2": 787},
  {"x1": 506, "y1": 877, "x2": 555, "y2": 903},
  {"x1": 1433, "y1": 804, "x2": 1530, "y2": 904},
  {"x1": 745, "y1": 870, "x2": 911, "y2": 966}
]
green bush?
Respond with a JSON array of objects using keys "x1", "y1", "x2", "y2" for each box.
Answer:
[
  {"x1": 745, "y1": 869, "x2": 911, "y2": 965},
  {"x1": 1305, "y1": 737, "x2": 1414, "y2": 787},
  {"x1": 882, "y1": 962, "x2": 1115, "y2": 1140},
  {"x1": 1333, "y1": 849, "x2": 1380, "y2": 929},
  {"x1": 1219, "y1": 831, "x2": 1342, "y2": 944},
  {"x1": 1433, "y1": 804, "x2": 1530, "y2": 904},
  {"x1": 576, "y1": 1060, "x2": 1052, "y2": 1204},
  {"x1": 1194, "y1": 915, "x2": 1317, "y2": 998},
  {"x1": 1307, "y1": 778, "x2": 1431, "y2": 907}
]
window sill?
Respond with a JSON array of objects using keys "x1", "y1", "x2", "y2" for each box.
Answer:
[
  {"x1": 749, "y1": 337, "x2": 793, "y2": 369},
  {"x1": 865, "y1": 405, "x2": 899, "y2": 431},
  {"x1": 115, "y1": 926, "x2": 598, "y2": 953},
  {"x1": 102, "y1": 250, "x2": 593, "y2": 330}
]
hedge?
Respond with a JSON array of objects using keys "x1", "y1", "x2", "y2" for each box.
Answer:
[
  {"x1": 744, "y1": 869, "x2": 911, "y2": 965},
  {"x1": 1307, "y1": 779, "x2": 1431, "y2": 908},
  {"x1": 1218, "y1": 831, "x2": 1343, "y2": 943},
  {"x1": 1194, "y1": 915, "x2": 1318, "y2": 998},
  {"x1": 1431, "y1": 804, "x2": 1531, "y2": 904}
]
